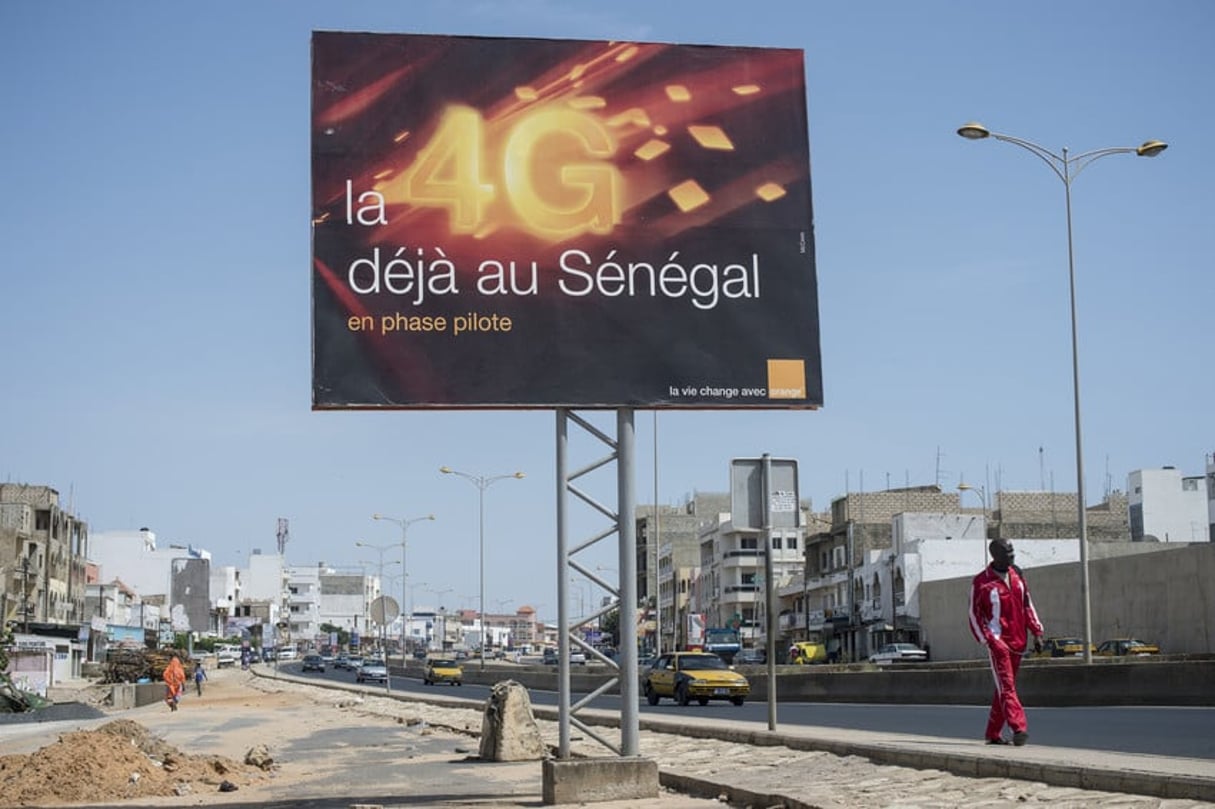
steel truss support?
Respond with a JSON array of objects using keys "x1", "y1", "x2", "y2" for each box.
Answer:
[{"x1": 556, "y1": 408, "x2": 639, "y2": 758}]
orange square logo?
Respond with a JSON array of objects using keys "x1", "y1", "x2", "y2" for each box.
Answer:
[{"x1": 767, "y1": 359, "x2": 806, "y2": 399}]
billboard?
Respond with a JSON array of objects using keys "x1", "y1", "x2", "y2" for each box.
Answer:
[{"x1": 312, "y1": 32, "x2": 821, "y2": 409}]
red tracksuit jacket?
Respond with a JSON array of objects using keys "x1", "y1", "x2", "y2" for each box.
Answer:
[{"x1": 968, "y1": 565, "x2": 1043, "y2": 653}]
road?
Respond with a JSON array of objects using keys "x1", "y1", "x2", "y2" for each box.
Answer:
[{"x1": 289, "y1": 661, "x2": 1215, "y2": 760}]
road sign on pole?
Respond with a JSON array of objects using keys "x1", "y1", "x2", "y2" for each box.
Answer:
[{"x1": 730, "y1": 457, "x2": 800, "y2": 531}]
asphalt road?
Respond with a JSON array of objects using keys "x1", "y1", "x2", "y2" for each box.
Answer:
[{"x1": 287, "y1": 661, "x2": 1215, "y2": 760}]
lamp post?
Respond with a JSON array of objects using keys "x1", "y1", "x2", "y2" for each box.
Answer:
[
  {"x1": 355, "y1": 541, "x2": 401, "y2": 656},
  {"x1": 957, "y1": 482, "x2": 989, "y2": 567},
  {"x1": 372, "y1": 512, "x2": 434, "y2": 661},
  {"x1": 440, "y1": 466, "x2": 525, "y2": 670},
  {"x1": 957, "y1": 121, "x2": 1167, "y2": 664}
]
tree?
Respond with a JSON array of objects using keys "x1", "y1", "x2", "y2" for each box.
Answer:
[{"x1": 319, "y1": 623, "x2": 349, "y2": 647}]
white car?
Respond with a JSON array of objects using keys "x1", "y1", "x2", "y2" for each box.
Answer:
[
  {"x1": 868, "y1": 643, "x2": 928, "y2": 665},
  {"x1": 276, "y1": 648, "x2": 299, "y2": 661}
]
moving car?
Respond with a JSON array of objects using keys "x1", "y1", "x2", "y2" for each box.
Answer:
[
  {"x1": 356, "y1": 658, "x2": 389, "y2": 683},
  {"x1": 1035, "y1": 637, "x2": 1094, "y2": 658},
  {"x1": 868, "y1": 643, "x2": 928, "y2": 665},
  {"x1": 301, "y1": 654, "x2": 326, "y2": 673},
  {"x1": 542, "y1": 648, "x2": 558, "y2": 665},
  {"x1": 423, "y1": 658, "x2": 464, "y2": 686},
  {"x1": 643, "y1": 651, "x2": 750, "y2": 706},
  {"x1": 1096, "y1": 638, "x2": 1161, "y2": 657},
  {"x1": 276, "y1": 647, "x2": 299, "y2": 661}
]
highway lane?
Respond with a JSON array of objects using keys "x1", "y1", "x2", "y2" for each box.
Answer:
[{"x1": 289, "y1": 662, "x2": 1215, "y2": 760}]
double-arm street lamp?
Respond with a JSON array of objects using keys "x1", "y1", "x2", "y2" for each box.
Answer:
[
  {"x1": 440, "y1": 466, "x2": 525, "y2": 670},
  {"x1": 372, "y1": 512, "x2": 435, "y2": 659},
  {"x1": 355, "y1": 541, "x2": 401, "y2": 654},
  {"x1": 957, "y1": 121, "x2": 1167, "y2": 664}
]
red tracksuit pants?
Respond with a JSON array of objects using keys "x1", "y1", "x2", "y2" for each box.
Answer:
[{"x1": 985, "y1": 640, "x2": 1027, "y2": 739}]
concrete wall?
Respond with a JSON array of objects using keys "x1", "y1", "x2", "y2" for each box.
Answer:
[
  {"x1": 919, "y1": 543, "x2": 1215, "y2": 661},
  {"x1": 398, "y1": 656, "x2": 1215, "y2": 707}
]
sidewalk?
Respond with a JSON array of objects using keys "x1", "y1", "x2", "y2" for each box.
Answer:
[{"x1": 12, "y1": 669, "x2": 1215, "y2": 807}]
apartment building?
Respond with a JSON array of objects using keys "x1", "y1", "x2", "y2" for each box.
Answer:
[{"x1": 0, "y1": 483, "x2": 89, "y2": 628}]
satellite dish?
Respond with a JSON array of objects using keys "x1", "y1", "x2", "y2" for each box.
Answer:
[{"x1": 370, "y1": 596, "x2": 400, "y2": 625}]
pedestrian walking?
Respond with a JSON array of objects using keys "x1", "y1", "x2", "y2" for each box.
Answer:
[
  {"x1": 163, "y1": 656, "x2": 186, "y2": 712},
  {"x1": 968, "y1": 538, "x2": 1043, "y2": 746},
  {"x1": 194, "y1": 661, "x2": 207, "y2": 696}
]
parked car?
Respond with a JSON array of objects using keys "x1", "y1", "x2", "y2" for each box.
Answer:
[
  {"x1": 643, "y1": 651, "x2": 750, "y2": 707},
  {"x1": 345, "y1": 655, "x2": 365, "y2": 671},
  {"x1": 868, "y1": 643, "x2": 928, "y2": 665},
  {"x1": 1096, "y1": 639, "x2": 1161, "y2": 657},
  {"x1": 1034, "y1": 637, "x2": 1094, "y2": 658},
  {"x1": 569, "y1": 648, "x2": 588, "y2": 665},
  {"x1": 788, "y1": 641, "x2": 826, "y2": 665},
  {"x1": 542, "y1": 648, "x2": 558, "y2": 665},
  {"x1": 215, "y1": 644, "x2": 241, "y2": 669},
  {"x1": 734, "y1": 648, "x2": 766, "y2": 666},
  {"x1": 276, "y1": 648, "x2": 299, "y2": 661},
  {"x1": 356, "y1": 658, "x2": 389, "y2": 683},
  {"x1": 302, "y1": 654, "x2": 326, "y2": 673},
  {"x1": 423, "y1": 658, "x2": 464, "y2": 686}
]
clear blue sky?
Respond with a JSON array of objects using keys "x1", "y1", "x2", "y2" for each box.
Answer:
[{"x1": 3, "y1": 1, "x2": 1211, "y2": 622}]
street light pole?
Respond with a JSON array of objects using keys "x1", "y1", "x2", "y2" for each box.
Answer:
[
  {"x1": 957, "y1": 122, "x2": 1166, "y2": 664},
  {"x1": 440, "y1": 466, "x2": 525, "y2": 671},
  {"x1": 957, "y1": 482, "x2": 989, "y2": 567},
  {"x1": 372, "y1": 512, "x2": 434, "y2": 661},
  {"x1": 355, "y1": 541, "x2": 401, "y2": 657}
]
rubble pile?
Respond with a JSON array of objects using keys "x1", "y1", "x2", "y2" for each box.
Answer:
[{"x1": 0, "y1": 718, "x2": 261, "y2": 806}]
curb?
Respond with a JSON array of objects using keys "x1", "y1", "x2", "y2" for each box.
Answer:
[{"x1": 257, "y1": 668, "x2": 1215, "y2": 803}]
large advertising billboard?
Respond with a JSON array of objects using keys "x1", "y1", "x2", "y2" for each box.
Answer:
[{"x1": 312, "y1": 31, "x2": 821, "y2": 409}]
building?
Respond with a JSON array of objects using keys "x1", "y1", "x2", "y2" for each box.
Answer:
[
  {"x1": 693, "y1": 512, "x2": 804, "y2": 649},
  {"x1": 0, "y1": 483, "x2": 89, "y2": 628},
  {"x1": 1129, "y1": 466, "x2": 1210, "y2": 543},
  {"x1": 88, "y1": 528, "x2": 212, "y2": 633},
  {"x1": 637, "y1": 493, "x2": 729, "y2": 653}
]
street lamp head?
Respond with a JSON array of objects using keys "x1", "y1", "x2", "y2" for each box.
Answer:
[
  {"x1": 372, "y1": 513, "x2": 383, "y2": 521},
  {"x1": 355, "y1": 541, "x2": 368, "y2": 547},
  {"x1": 439, "y1": 466, "x2": 453, "y2": 474},
  {"x1": 512, "y1": 472, "x2": 525, "y2": 479},
  {"x1": 1136, "y1": 140, "x2": 1168, "y2": 157},
  {"x1": 957, "y1": 121, "x2": 991, "y2": 140},
  {"x1": 425, "y1": 514, "x2": 436, "y2": 520}
]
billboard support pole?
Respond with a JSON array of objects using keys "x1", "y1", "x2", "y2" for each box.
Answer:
[
  {"x1": 617, "y1": 408, "x2": 640, "y2": 756},
  {"x1": 556, "y1": 409, "x2": 572, "y2": 758},
  {"x1": 554, "y1": 408, "x2": 641, "y2": 759}
]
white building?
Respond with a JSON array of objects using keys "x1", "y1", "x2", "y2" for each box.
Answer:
[
  {"x1": 88, "y1": 528, "x2": 212, "y2": 631},
  {"x1": 694, "y1": 512, "x2": 803, "y2": 647},
  {"x1": 285, "y1": 564, "x2": 324, "y2": 645},
  {"x1": 1128, "y1": 467, "x2": 1210, "y2": 543}
]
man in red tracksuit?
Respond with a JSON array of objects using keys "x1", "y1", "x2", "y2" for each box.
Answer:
[{"x1": 968, "y1": 538, "x2": 1044, "y2": 746}]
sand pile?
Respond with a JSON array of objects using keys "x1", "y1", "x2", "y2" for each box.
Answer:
[{"x1": 0, "y1": 718, "x2": 261, "y2": 806}]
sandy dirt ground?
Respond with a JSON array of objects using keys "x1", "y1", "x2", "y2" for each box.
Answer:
[{"x1": 0, "y1": 666, "x2": 717, "y2": 808}]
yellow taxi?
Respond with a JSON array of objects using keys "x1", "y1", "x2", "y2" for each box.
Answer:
[
  {"x1": 1034, "y1": 637, "x2": 1094, "y2": 658},
  {"x1": 423, "y1": 657, "x2": 464, "y2": 686},
  {"x1": 644, "y1": 652, "x2": 749, "y2": 706}
]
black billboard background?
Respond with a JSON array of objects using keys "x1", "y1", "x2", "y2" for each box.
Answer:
[{"x1": 312, "y1": 32, "x2": 822, "y2": 409}]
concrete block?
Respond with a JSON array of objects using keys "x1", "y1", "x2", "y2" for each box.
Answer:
[
  {"x1": 542, "y1": 757, "x2": 658, "y2": 805},
  {"x1": 110, "y1": 683, "x2": 135, "y2": 710}
]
